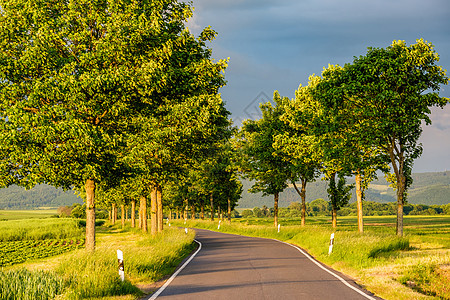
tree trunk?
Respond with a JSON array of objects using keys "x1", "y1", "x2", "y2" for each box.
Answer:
[
  {"x1": 227, "y1": 198, "x2": 231, "y2": 224},
  {"x1": 108, "y1": 210, "x2": 112, "y2": 223},
  {"x1": 292, "y1": 180, "x2": 307, "y2": 226},
  {"x1": 332, "y1": 203, "x2": 337, "y2": 228},
  {"x1": 201, "y1": 203, "x2": 204, "y2": 220},
  {"x1": 184, "y1": 199, "x2": 188, "y2": 221},
  {"x1": 85, "y1": 179, "x2": 96, "y2": 251},
  {"x1": 210, "y1": 193, "x2": 214, "y2": 221},
  {"x1": 112, "y1": 203, "x2": 116, "y2": 224},
  {"x1": 138, "y1": 199, "x2": 142, "y2": 229},
  {"x1": 388, "y1": 140, "x2": 406, "y2": 237},
  {"x1": 131, "y1": 200, "x2": 136, "y2": 228},
  {"x1": 301, "y1": 180, "x2": 307, "y2": 226},
  {"x1": 274, "y1": 192, "x2": 279, "y2": 227},
  {"x1": 396, "y1": 176, "x2": 405, "y2": 237},
  {"x1": 114, "y1": 204, "x2": 118, "y2": 224},
  {"x1": 121, "y1": 204, "x2": 125, "y2": 229},
  {"x1": 355, "y1": 171, "x2": 364, "y2": 233},
  {"x1": 140, "y1": 196, "x2": 147, "y2": 233},
  {"x1": 168, "y1": 208, "x2": 172, "y2": 221},
  {"x1": 150, "y1": 188, "x2": 157, "y2": 236},
  {"x1": 157, "y1": 186, "x2": 163, "y2": 233},
  {"x1": 191, "y1": 204, "x2": 195, "y2": 220}
]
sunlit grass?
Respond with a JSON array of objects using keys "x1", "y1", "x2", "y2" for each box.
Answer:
[
  {"x1": 0, "y1": 268, "x2": 66, "y2": 300},
  {"x1": 55, "y1": 226, "x2": 195, "y2": 299},
  {"x1": 1, "y1": 217, "x2": 195, "y2": 299},
  {"x1": 0, "y1": 218, "x2": 84, "y2": 241},
  {"x1": 0, "y1": 209, "x2": 57, "y2": 220}
]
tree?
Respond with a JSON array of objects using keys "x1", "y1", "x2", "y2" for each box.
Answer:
[
  {"x1": 317, "y1": 40, "x2": 448, "y2": 236},
  {"x1": 0, "y1": 0, "x2": 229, "y2": 250},
  {"x1": 236, "y1": 93, "x2": 292, "y2": 227},
  {"x1": 123, "y1": 23, "x2": 231, "y2": 233},
  {"x1": 327, "y1": 173, "x2": 354, "y2": 228},
  {"x1": 313, "y1": 66, "x2": 388, "y2": 233},
  {"x1": 241, "y1": 209, "x2": 253, "y2": 218},
  {"x1": 275, "y1": 76, "x2": 323, "y2": 226}
]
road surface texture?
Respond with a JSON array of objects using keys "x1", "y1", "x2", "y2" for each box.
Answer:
[{"x1": 149, "y1": 229, "x2": 381, "y2": 300}]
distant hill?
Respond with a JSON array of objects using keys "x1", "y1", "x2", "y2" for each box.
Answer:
[
  {"x1": 0, "y1": 184, "x2": 82, "y2": 210},
  {"x1": 237, "y1": 171, "x2": 450, "y2": 208},
  {"x1": 1, "y1": 171, "x2": 449, "y2": 210}
]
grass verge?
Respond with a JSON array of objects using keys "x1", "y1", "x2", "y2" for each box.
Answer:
[{"x1": 2, "y1": 223, "x2": 195, "y2": 299}]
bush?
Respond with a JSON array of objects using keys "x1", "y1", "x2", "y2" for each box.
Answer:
[
  {"x1": 399, "y1": 264, "x2": 450, "y2": 299},
  {"x1": 241, "y1": 209, "x2": 253, "y2": 218},
  {"x1": 231, "y1": 210, "x2": 240, "y2": 218},
  {"x1": 77, "y1": 220, "x2": 105, "y2": 227},
  {"x1": 253, "y1": 207, "x2": 263, "y2": 217}
]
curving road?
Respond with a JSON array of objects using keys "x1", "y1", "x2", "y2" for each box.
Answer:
[{"x1": 148, "y1": 229, "x2": 381, "y2": 300}]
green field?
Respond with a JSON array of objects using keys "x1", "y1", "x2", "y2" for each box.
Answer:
[
  {"x1": 1, "y1": 211, "x2": 449, "y2": 299},
  {"x1": 0, "y1": 209, "x2": 58, "y2": 220},
  {"x1": 0, "y1": 211, "x2": 195, "y2": 299}
]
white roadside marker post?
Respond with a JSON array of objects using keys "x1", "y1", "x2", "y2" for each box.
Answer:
[
  {"x1": 328, "y1": 233, "x2": 335, "y2": 255},
  {"x1": 185, "y1": 228, "x2": 188, "y2": 234},
  {"x1": 218, "y1": 220, "x2": 221, "y2": 229},
  {"x1": 278, "y1": 224, "x2": 281, "y2": 233},
  {"x1": 184, "y1": 218, "x2": 187, "y2": 225},
  {"x1": 117, "y1": 250, "x2": 124, "y2": 282}
]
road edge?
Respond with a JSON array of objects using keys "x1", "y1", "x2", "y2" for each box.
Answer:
[
  {"x1": 275, "y1": 239, "x2": 379, "y2": 300},
  {"x1": 145, "y1": 239, "x2": 202, "y2": 300}
]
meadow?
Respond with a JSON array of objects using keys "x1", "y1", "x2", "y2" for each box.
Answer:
[
  {"x1": 0, "y1": 209, "x2": 58, "y2": 220},
  {"x1": 0, "y1": 210, "x2": 195, "y2": 299},
  {"x1": 173, "y1": 215, "x2": 450, "y2": 300},
  {"x1": 1, "y1": 210, "x2": 449, "y2": 299}
]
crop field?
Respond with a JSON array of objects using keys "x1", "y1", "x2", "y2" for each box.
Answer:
[
  {"x1": 0, "y1": 210, "x2": 195, "y2": 299},
  {"x1": 0, "y1": 239, "x2": 85, "y2": 267},
  {"x1": 0, "y1": 209, "x2": 57, "y2": 220},
  {"x1": 0, "y1": 214, "x2": 86, "y2": 269}
]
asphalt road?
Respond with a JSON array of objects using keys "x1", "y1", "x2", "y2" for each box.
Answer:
[{"x1": 149, "y1": 229, "x2": 381, "y2": 300}]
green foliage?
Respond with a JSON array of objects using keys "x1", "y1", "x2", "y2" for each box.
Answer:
[
  {"x1": 236, "y1": 92, "x2": 292, "y2": 197},
  {"x1": 241, "y1": 209, "x2": 253, "y2": 218},
  {"x1": 327, "y1": 173, "x2": 354, "y2": 210},
  {"x1": 0, "y1": 269, "x2": 66, "y2": 300},
  {"x1": 316, "y1": 39, "x2": 449, "y2": 205},
  {"x1": 252, "y1": 207, "x2": 264, "y2": 217}
]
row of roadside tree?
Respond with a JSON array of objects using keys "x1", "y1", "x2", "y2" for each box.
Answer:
[
  {"x1": 235, "y1": 39, "x2": 449, "y2": 236},
  {"x1": 1, "y1": 0, "x2": 448, "y2": 251},
  {"x1": 240, "y1": 201, "x2": 450, "y2": 218},
  {"x1": 0, "y1": 0, "x2": 242, "y2": 251}
]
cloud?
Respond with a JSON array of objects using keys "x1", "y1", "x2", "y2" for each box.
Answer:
[
  {"x1": 416, "y1": 125, "x2": 450, "y2": 172},
  {"x1": 429, "y1": 106, "x2": 450, "y2": 130},
  {"x1": 189, "y1": 0, "x2": 450, "y2": 171}
]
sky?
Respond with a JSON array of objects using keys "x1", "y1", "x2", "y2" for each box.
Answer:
[{"x1": 186, "y1": 0, "x2": 450, "y2": 173}]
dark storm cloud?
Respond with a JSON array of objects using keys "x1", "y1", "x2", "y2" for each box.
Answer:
[{"x1": 188, "y1": 0, "x2": 450, "y2": 171}]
